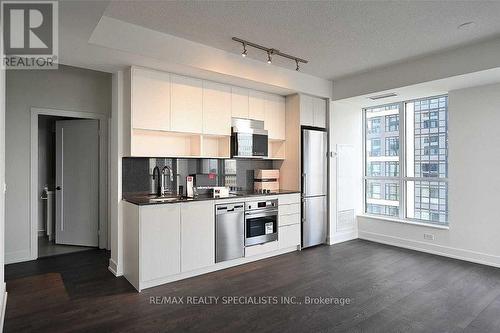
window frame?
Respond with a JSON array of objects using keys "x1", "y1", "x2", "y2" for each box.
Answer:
[{"x1": 362, "y1": 95, "x2": 449, "y2": 226}]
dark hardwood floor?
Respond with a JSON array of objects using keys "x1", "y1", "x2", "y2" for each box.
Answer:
[{"x1": 4, "y1": 239, "x2": 500, "y2": 332}]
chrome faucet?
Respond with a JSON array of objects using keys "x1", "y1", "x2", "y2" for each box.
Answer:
[
  {"x1": 152, "y1": 166, "x2": 162, "y2": 196},
  {"x1": 162, "y1": 165, "x2": 174, "y2": 193}
]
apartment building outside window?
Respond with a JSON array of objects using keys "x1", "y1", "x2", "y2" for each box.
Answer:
[
  {"x1": 368, "y1": 117, "x2": 381, "y2": 134},
  {"x1": 363, "y1": 96, "x2": 448, "y2": 226},
  {"x1": 385, "y1": 115, "x2": 399, "y2": 132},
  {"x1": 385, "y1": 137, "x2": 399, "y2": 156}
]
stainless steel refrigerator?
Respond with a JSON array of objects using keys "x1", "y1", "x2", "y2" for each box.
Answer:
[{"x1": 301, "y1": 128, "x2": 328, "y2": 248}]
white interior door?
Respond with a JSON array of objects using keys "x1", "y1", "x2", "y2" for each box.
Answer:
[{"x1": 55, "y1": 119, "x2": 99, "y2": 246}]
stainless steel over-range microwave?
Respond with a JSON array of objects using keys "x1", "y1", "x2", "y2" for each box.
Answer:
[{"x1": 231, "y1": 118, "x2": 268, "y2": 158}]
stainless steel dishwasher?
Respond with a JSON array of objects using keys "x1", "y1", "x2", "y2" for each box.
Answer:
[{"x1": 215, "y1": 202, "x2": 245, "y2": 263}]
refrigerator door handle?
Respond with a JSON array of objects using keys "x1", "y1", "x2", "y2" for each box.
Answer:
[
  {"x1": 302, "y1": 173, "x2": 306, "y2": 194},
  {"x1": 302, "y1": 199, "x2": 306, "y2": 223}
]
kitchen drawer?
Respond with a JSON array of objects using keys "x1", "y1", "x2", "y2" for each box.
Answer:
[
  {"x1": 245, "y1": 241, "x2": 278, "y2": 257},
  {"x1": 278, "y1": 224, "x2": 301, "y2": 250},
  {"x1": 279, "y1": 213, "x2": 300, "y2": 227},
  {"x1": 279, "y1": 203, "x2": 300, "y2": 216},
  {"x1": 278, "y1": 193, "x2": 300, "y2": 205}
]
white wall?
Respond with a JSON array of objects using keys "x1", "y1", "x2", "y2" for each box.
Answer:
[
  {"x1": 109, "y1": 71, "x2": 125, "y2": 276},
  {"x1": 5, "y1": 65, "x2": 112, "y2": 263},
  {"x1": 359, "y1": 82, "x2": 500, "y2": 267},
  {"x1": 329, "y1": 101, "x2": 363, "y2": 244}
]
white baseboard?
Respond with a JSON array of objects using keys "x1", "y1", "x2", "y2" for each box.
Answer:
[
  {"x1": 108, "y1": 258, "x2": 123, "y2": 277},
  {"x1": 359, "y1": 230, "x2": 500, "y2": 268},
  {"x1": 0, "y1": 283, "x2": 7, "y2": 333},
  {"x1": 138, "y1": 246, "x2": 299, "y2": 292},
  {"x1": 329, "y1": 230, "x2": 358, "y2": 245},
  {"x1": 5, "y1": 249, "x2": 32, "y2": 264}
]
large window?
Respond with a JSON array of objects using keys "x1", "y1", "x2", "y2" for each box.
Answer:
[{"x1": 364, "y1": 96, "x2": 448, "y2": 226}]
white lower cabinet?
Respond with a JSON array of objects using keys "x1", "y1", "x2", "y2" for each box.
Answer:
[
  {"x1": 245, "y1": 241, "x2": 279, "y2": 257},
  {"x1": 123, "y1": 194, "x2": 302, "y2": 292},
  {"x1": 140, "y1": 204, "x2": 181, "y2": 282},
  {"x1": 279, "y1": 213, "x2": 300, "y2": 227},
  {"x1": 279, "y1": 203, "x2": 300, "y2": 216},
  {"x1": 181, "y1": 201, "x2": 215, "y2": 272},
  {"x1": 278, "y1": 223, "x2": 301, "y2": 249}
]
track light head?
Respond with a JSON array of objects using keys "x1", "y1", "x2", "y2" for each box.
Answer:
[
  {"x1": 241, "y1": 42, "x2": 247, "y2": 57},
  {"x1": 295, "y1": 59, "x2": 300, "y2": 71},
  {"x1": 267, "y1": 51, "x2": 272, "y2": 64}
]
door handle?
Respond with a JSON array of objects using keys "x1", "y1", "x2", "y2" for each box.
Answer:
[{"x1": 56, "y1": 186, "x2": 61, "y2": 190}]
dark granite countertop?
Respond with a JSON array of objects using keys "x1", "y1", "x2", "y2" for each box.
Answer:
[{"x1": 123, "y1": 190, "x2": 300, "y2": 206}]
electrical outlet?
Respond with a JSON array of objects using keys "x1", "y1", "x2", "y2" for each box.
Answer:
[{"x1": 423, "y1": 233, "x2": 435, "y2": 241}]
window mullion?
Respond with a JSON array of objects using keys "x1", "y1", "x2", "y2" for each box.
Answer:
[{"x1": 400, "y1": 101, "x2": 405, "y2": 220}]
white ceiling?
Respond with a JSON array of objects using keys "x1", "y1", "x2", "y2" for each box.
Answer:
[
  {"x1": 337, "y1": 67, "x2": 500, "y2": 109},
  {"x1": 103, "y1": 0, "x2": 500, "y2": 80}
]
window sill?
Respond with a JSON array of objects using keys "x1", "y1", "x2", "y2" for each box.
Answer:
[{"x1": 357, "y1": 214, "x2": 450, "y2": 230}]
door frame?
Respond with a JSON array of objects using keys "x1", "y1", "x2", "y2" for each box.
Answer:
[{"x1": 30, "y1": 107, "x2": 108, "y2": 260}]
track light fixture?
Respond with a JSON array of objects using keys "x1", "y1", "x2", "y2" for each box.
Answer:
[
  {"x1": 241, "y1": 42, "x2": 247, "y2": 57},
  {"x1": 233, "y1": 37, "x2": 308, "y2": 71}
]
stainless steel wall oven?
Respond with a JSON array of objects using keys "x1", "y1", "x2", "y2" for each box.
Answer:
[{"x1": 244, "y1": 199, "x2": 278, "y2": 246}]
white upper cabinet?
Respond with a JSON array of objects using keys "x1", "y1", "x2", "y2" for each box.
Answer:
[
  {"x1": 203, "y1": 81, "x2": 231, "y2": 136},
  {"x1": 132, "y1": 68, "x2": 171, "y2": 131},
  {"x1": 249, "y1": 90, "x2": 266, "y2": 121},
  {"x1": 170, "y1": 74, "x2": 203, "y2": 133},
  {"x1": 231, "y1": 86, "x2": 249, "y2": 119},
  {"x1": 180, "y1": 201, "x2": 215, "y2": 272},
  {"x1": 313, "y1": 97, "x2": 327, "y2": 128},
  {"x1": 265, "y1": 94, "x2": 286, "y2": 140},
  {"x1": 300, "y1": 94, "x2": 314, "y2": 127},
  {"x1": 300, "y1": 94, "x2": 327, "y2": 128},
  {"x1": 129, "y1": 67, "x2": 290, "y2": 156}
]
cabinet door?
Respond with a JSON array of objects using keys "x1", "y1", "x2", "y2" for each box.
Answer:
[
  {"x1": 231, "y1": 86, "x2": 249, "y2": 119},
  {"x1": 249, "y1": 90, "x2": 266, "y2": 121},
  {"x1": 245, "y1": 241, "x2": 278, "y2": 257},
  {"x1": 276, "y1": 96, "x2": 286, "y2": 140},
  {"x1": 131, "y1": 68, "x2": 170, "y2": 131},
  {"x1": 140, "y1": 204, "x2": 181, "y2": 282},
  {"x1": 278, "y1": 223, "x2": 301, "y2": 249},
  {"x1": 313, "y1": 97, "x2": 327, "y2": 128},
  {"x1": 264, "y1": 93, "x2": 277, "y2": 139},
  {"x1": 264, "y1": 94, "x2": 286, "y2": 140},
  {"x1": 181, "y1": 201, "x2": 215, "y2": 272},
  {"x1": 300, "y1": 94, "x2": 314, "y2": 126},
  {"x1": 203, "y1": 81, "x2": 231, "y2": 135},
  {"x1": 171, "y1": 74, "x2": 203, "y2": 133}
]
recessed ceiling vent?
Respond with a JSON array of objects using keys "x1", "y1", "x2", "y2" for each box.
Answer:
[{"x1": 368, "y1": 92, "x2": 397, "y2": 100}]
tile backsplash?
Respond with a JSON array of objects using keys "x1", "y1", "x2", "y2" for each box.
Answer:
[{"x1": 122, "y1": 157, "x2": 275, "y2": 195}]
